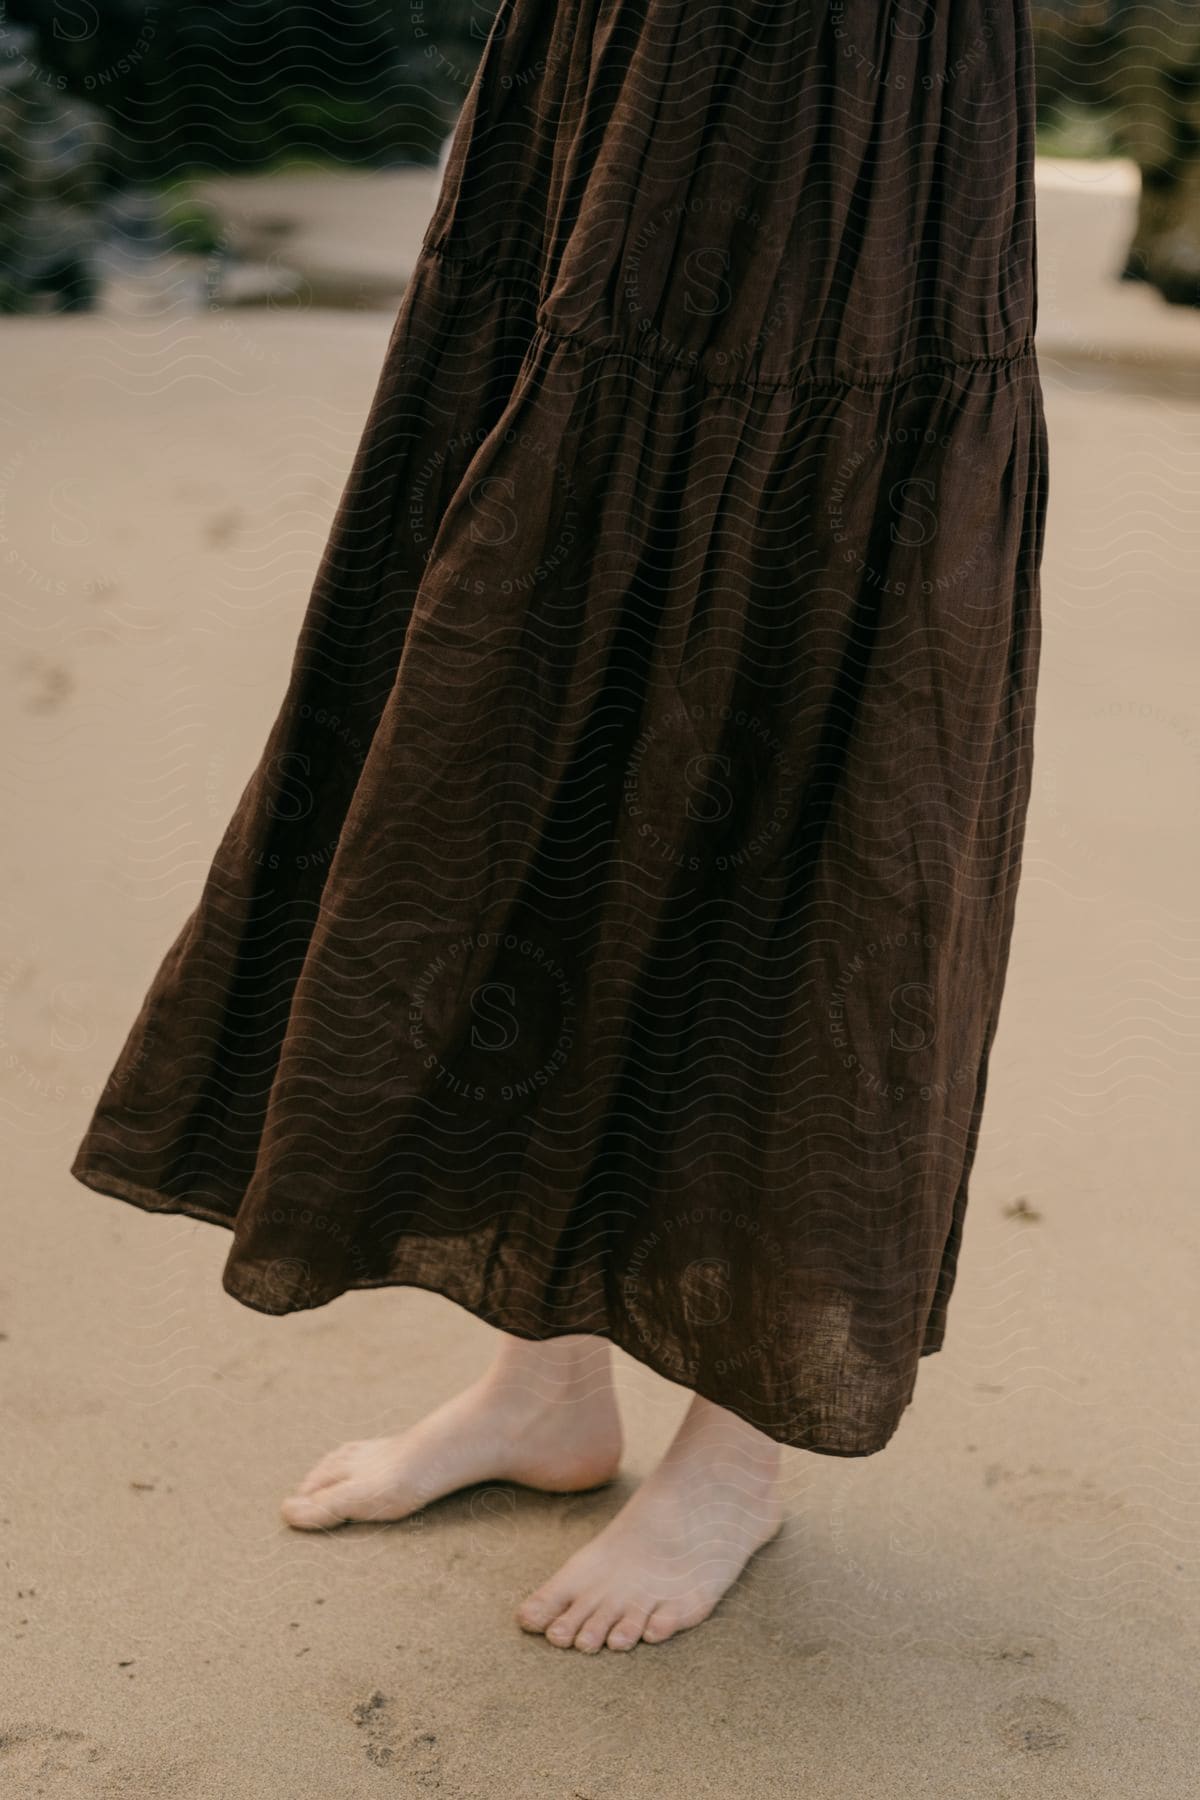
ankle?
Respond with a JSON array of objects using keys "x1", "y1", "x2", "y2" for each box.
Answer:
[
  {"x1": 667, "y1": 1396, "x2": 782, "y2": 1482},
  {"x1": 483, "y1": 1332, "x2": 614, "y2": 1406}
]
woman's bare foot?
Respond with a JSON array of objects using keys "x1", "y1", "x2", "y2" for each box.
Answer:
[
  {"x1": 515, "y1": 1393, "x2": 783, "y2": 1652},
  {"x1": 281, "y1": 1335, "x2": 620, "y2": 1529}
]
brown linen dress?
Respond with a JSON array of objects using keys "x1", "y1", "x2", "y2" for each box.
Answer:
[{"x1": 70, "y1": 0, "x2": 1049, "y2": 1456}]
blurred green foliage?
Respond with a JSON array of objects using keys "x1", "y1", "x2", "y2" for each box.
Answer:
[{"x1": 1, "y1": 0, "x2": 502, "y2": 178}]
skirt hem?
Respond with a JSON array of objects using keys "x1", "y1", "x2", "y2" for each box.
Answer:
[{"x1": 69, "y1": 1155, "x2": 934, "y2": 1459}]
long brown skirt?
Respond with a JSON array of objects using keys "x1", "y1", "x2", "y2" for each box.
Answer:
[{"x1": 71, "y1": 0, "x2": 1049, "y2": 1456}]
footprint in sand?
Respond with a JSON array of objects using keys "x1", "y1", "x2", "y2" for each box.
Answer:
[
  {"x1": 351, "y1": 1691, "x2": 441, "y2": 1781},
  {"x1": 973, "y1": 1633, "x2": 1058, "y2": 1670},
  {"x1": 0, "y1": 1723, "x2": 105, "y2": 1793},
  {"x1": 988, "y1": 1694, "x2": 1074, "y2": 1755},
  {"x1": 982, "y1": 1463, "x2": 1127, "y2": 1528}
]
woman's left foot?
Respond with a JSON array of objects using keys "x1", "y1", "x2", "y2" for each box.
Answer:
[
  {"x1": 516, "y1": 1393, "x2": 783, "y2": 1652},
  {"x1": 281, "y1": 1334, "x2": 621, "y2": 1529}
]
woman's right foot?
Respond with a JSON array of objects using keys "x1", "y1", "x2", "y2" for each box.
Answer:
[{"x1": 281, "y1": 1334, "x2": 621, "y2": 1529}]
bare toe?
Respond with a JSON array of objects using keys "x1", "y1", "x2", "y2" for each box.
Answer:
[
  {"x1": 607, "y1": 1607, "x2": 651, "y2": 1651},
  {"x1": 516, "y1": 1581, "x2": 572, "y2": 1634},
  {"x1": 641, "y1": 1607, "x2": 677, "y2": 1644},
  {"x1": 293, "y1": 1447, "x2": 355, "y2": 1497},
  {"x1": 544, "y1": 1598, "x2": 592, "y2": 1648},
  {"x1": 280, "y1": 1488, "x2": 354, "y2": 1531},
  {"x1": 572, "y1": 1604, "x2": 621, "y2": 1654}
]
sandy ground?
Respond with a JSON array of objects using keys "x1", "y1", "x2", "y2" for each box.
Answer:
[{"x1": 1, "y1": 160, "x2": 1197, "y2": 1797}]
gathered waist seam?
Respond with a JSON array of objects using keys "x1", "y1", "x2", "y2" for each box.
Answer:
[
  {"x1": 527, "y1": 321, "x2": 1039, "y2": 396},
  {"x1": 416, "y1": 237, "x2": 1038, "y2": 395}
]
